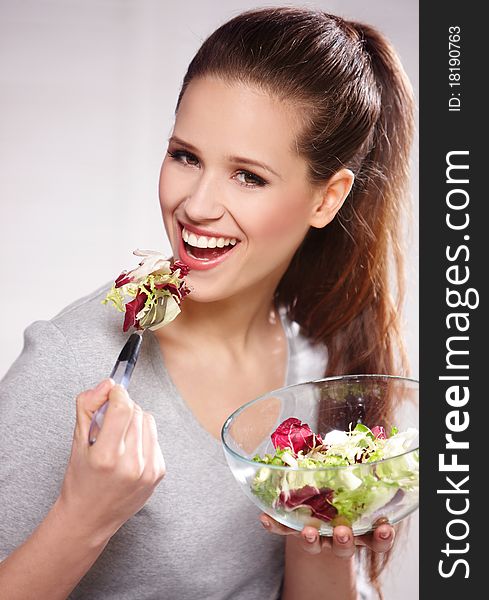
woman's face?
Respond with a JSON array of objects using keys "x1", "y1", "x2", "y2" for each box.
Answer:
[{"x1": 159, "y1": 76, "x2": 324, "y2": 303}]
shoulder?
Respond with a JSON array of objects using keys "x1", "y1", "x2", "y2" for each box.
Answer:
[
  {"x1": 4, "y1": 281, "x2": 128, "y2": 390},
  {"x1": 279, "y1": 307, "x2": 328, "y2": 385},
  {"x1": 50, "y1": 281, "x2": 129, "y2": 384},
  {"x1": 50, "y1": 280, "x2": 124, "y2": 341}
]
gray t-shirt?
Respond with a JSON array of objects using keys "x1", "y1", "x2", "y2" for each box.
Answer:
[{"x1": 0, "y1": 283, "x2": 372, "y2": 599}]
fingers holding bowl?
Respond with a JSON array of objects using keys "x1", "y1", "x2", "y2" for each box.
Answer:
[
  {"x1": 259, "y1": 513, "x2": 323, "y2": 554},
  {"x1": 259, "y1": 513, "x2": 296, "y2": 536},
  {"x1": 355, "y1": 523, "x2": 396, "y2": 553},
  {"x1": 299, "y1": 526, "x2": 322, "y2": 555},
  {"x1": 259, "y1": 512, "x2": 395, "y2": 559},
  {"x1": 371, "y1": 523, "x2": 396, "y2": 552},
  {"x1": 331, "y1": 525, "x2": 356, "y2": 558}
]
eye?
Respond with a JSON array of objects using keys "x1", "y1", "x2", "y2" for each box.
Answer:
[
  {"x1": 167, "y1": 149, "x2": 200, "y2": 167},
  {"x1": 234, "y1": 171, "x2": 268, "y2": 188}
]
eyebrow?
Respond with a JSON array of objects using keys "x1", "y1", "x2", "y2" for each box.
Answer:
[{"x1": 168, "y1": 135, "x2": 282, "y2": 179}]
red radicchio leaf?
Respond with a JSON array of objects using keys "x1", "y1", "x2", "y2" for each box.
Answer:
[
  {"x1": 271, "y1": 417, "x2": 323, "y2": 454},
  {"x1": 155, "y1": 282, "x2": 179, "y2": 296},
  {"x1": 276, "y1": 485, "x2": 337, "y2": 523},
  {"x1": 278, "y1": 485, "x2": 319, "y2": 509},
  {"x1": 179, "y1": 283, "x2": 191, "y2": 299},
  {"x1": 115, "y1": 271, "x2": 134, "y2": 288},
  {"x1": 171, "y1": 260, "x2": 191, "y2": 277},
  {"x1": 305, "y1": 489, "x2": 338, "y2": 522},
  {"x1": 123, "y1": 290, "x2": 147, "y2": 332},
  {"x1": 371, "y1": 426, "x2": 387, "y2": 440},
  {"x1": 153, "y1": 281, "x2": 191, "y2": 302}
]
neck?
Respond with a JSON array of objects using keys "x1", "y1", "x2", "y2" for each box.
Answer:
[{"x1": 153, "y1": 280, "x2": 282, "y2": 355}]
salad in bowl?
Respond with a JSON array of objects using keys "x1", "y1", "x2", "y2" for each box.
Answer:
[{"x1": 221, "y1": 375, "x2": 419, "y2": 536}]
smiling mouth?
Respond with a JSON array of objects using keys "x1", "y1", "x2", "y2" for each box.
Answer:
[{"x1": 179, "y1": 224, "x2": 240, "y2": 264}]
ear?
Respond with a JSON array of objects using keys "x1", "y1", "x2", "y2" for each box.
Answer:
[{"x1": 308, "y1": 168, "x2": 355, "y2": 229}]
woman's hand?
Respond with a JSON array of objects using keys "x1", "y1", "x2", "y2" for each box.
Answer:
[
  {"x1": 55, "y1": 379, "x2": 166, "y2": 545},
  {"x1": 259, "y1": 513, "x2": 395, "y2": 558}
]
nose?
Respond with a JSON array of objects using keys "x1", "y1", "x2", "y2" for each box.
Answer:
[{"x1": 183, "y1": 172, "x2": 225, "y2": 223}]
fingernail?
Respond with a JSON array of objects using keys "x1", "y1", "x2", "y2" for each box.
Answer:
[
  {"x1": 95, "y1": 380, "x2": 108, "y2": 392},
  {"x1": 337, "y1": 534, "x2": 350, "y2": 544},
  {"x1": 261, "y1": 519, "x2": 270, "y2": 529},
  {"x1": 379, "y1": 530, "x2": 391, "y2": 540},
  {"x1": 305, "y1": 534, "x2": 317, "y2": 543}
]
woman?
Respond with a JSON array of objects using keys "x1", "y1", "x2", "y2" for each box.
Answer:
[{"x1": 0, "y1": 6, "x2": 415, "y2": 600}]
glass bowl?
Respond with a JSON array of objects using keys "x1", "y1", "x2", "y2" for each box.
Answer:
[{"x1": 221, "y1": 374, "x2": 419, "y2": 536}]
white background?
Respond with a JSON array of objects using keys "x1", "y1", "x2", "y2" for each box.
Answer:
[{"x1": 0, "y1": 0, "x2": 418, "y2": 597}]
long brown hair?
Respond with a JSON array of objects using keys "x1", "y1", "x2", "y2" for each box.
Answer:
[{"x1": 176, "y1": 6, "x2": 415, "y2": 596}]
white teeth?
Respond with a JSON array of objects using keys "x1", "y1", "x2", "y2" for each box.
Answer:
[{"x1": 182, "y1": 227, "x2": 239, "y2": 249}]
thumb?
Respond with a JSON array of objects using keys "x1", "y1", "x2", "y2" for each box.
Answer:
[{"x1": 75, "y1": 378, "x2": 115, "y2": 440}]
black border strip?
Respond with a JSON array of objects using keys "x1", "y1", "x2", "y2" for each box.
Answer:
[{"x1": 420, "y1": 2, "x2": 482, "y2": 596}]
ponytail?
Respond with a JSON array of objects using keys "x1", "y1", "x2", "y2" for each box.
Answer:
[{"x1": 277, "y1": 18, "x2": 415, "y2": 379}]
